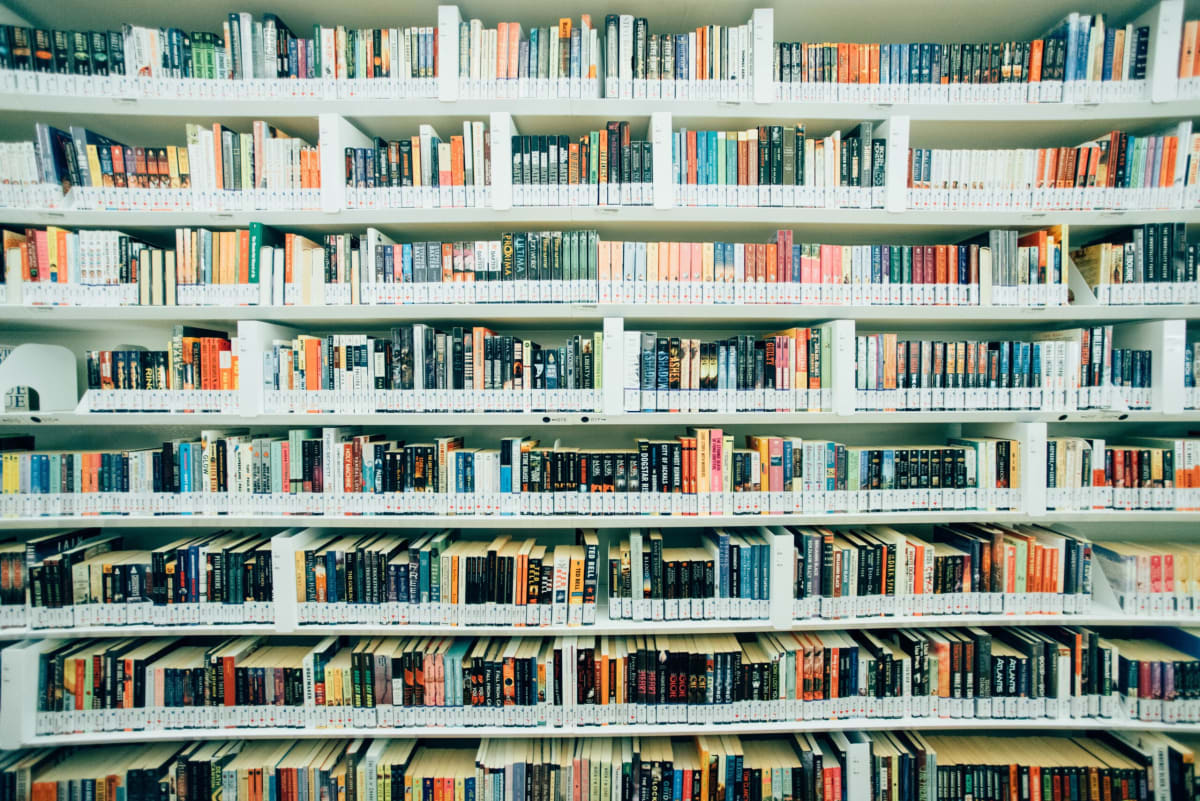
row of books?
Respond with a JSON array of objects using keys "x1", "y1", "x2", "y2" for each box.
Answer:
[
  {"x1": 0, "y1": 19, "x2": 439, "y2": 87},
  {"x1": 32, "y1": 122, "x2": 320, "y2": 205},
  {"x1": 5, "y1": 225, "x2": 1085, "y2": 308},
  {"x1": 11, "y1": 123, "x2": 1200, "y2": 214},
  {"x1": 1044, "y1": 436, "x2": 1200, "y2": 511},
  {"x1": 0, "y1": 523, "x2": 1088, "y2": 628},
  {"x1": 6, "y1": 9, "x2": 1196, "y2": 106},
  {"x1": 601, "y1": 16, "x2": 755, "y2": 100},
  {"x1": 457, "y1": 17, "x2": 599, "y2": 100},
  {"x1": 22, "y1": 531, "x2": 273, "y2": 629},
  {"x1": 26, "y1": 626, "x2": 1200, "y2": 733},
  {"x1": 261, "y1": 327, "x2": 601, "y2": 415},
  {"x1": 0, "y1": 431, "x2": 1025, "y2": 518},
  {"x1": 774, "y1": 12, "x2": 1152, "y2": 105},
  {"x1": 1071, "y1": 222, "x2": 1196, "y2": 304},
  {"x1": 670, "y1": 123, "x2": 885, "y2": 209},
  {"x1": 508, "y1": 126, "x2": 654, "y2": 207},
  {"x1": 7, "y1": 732, "x2": 1197, "y2": 801},
  {"x1": 84, "y1": 327, "x2": 236, "y2": 393},
  {"x1": 619, "y1": 327, "x2": 830, "y2": 414},
  {"x1": 906, "y1": 129, "x2": 1198, "y2": 212},
  {"x1": 343, "y1": 122, "x2": 492, "y2": 209},
  {"x1": 14, "y1": 527, "x2": 1200, "y2": 630},
  {"x1": 853, "y1": 327, "x2": 1152, "y2": 412}
]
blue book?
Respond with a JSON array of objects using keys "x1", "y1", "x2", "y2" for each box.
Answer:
[
  {"x1": 1101, "y1": 27, "x2": 1115, "y2": 81},
  {"x1": 325, "y1": 550, "x2": 338, "y2": 603}
]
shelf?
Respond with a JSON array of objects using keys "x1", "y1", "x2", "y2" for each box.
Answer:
[
  {"x1": 6, "y1": 510, "x2": 1200, "y2": 530},
  {"x1": 0, "y1": 610, "x2": 1187, "y2": 641},
  {"x1": 5, "y1": 94, "x2": 1198, "y2": 125},
  {"x1": 23, "y1": 718, "x2": 1200, "y2": 747},
  {"x1": 0, "y1": 410, "x2": 1195, "y2": 427},
  {"x1": 4, "y1": 303, "x2": 1200, "y2": 332},
  {"x1": 1, "y1": 207, "x2": 1196, "y2": 237}
]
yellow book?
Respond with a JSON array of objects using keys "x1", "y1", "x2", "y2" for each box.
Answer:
[
  {"x1": 167, "y1": 146, "x2": 181, "y2": 188},
  {"x1": 646, "y1": 241, "x2": 658, "y2": 283},
  {"x1": 85, "y1": 145, "x2": 103, "y2": 187},
  {"x1": 702, "y1": 241, "x2": 715, "y2": 282}
]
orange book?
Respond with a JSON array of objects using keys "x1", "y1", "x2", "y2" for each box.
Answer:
[
  {"x1": 1162, "y1": 137, "x2": 1178, "y2": 187},
  {"x1": 1194, "y1": 22, "x2": 1200, "y2": 75},
  {"x1": 837, "y1": 42, "x2": 848, "y2": 83},
  {"x1": 935, "y1": 245, "x2": 948, "y2": 285},
  {"x1": 239, "y1": 229, "x2": 250, "y2": 284},
  {"x1": 882, "y1": 333, "x2": 897, "y2": 391},
  {"x1": 697, "y1": 27, "x2": 706, "y2": 79},
  {"x1": 507, "y1": 23, "x2": 521, "y2": 79},
  {"x1": 1029, "y1": 39, "x2": 1044, "y2": 82},
  {"x1": 848, "y1": 44, "x2": 859, "y2": 84},
  {"x1": 496, "y1": 22, "x2": 509, "y2": 80},
  {"x1": 870, "y1": 44, "x2": 880, "y2": 84},
  {"x1": 689, "y1": 242, "x2": 702, "y2": 283},
  {"x1": 283, "y1": 233, "x2": 294, "y2": 283},
  {"x1": 668, "y1": 241, "x2": 680, "y2": 287},
  {"x1": 212, "y1": 124, "x2": 225, "y2": 190},
  {"x1": 304, "y1": 338, "x2": 321, "y2": 391},
  {"x1": 765, "y1": 243, "x2": 777, "y2": 283},
  {"x1": 450, "y1": 136, "x2": 465, "y2": 185},
  {"x1": 1182, "y1": 21, "x2": 1199, "y2": 78}
]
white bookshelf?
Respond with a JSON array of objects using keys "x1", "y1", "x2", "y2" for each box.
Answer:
[
  {"x1": 4, "y1": 0, "x2": 1200, "y2": 770},
  {"x1": 16, "y1": 720, "x2": 1200, "y2": 749},
  {"x1": 5, "y1": 510, "x2": 1200, "y2": 529},
  {"x1": 2, "y1": 609, "x2": 1198, "y2": 643},
  {"x1": 2, "y1": 208, "x2": 1197, "y2": 231},
  {"x1": 5, "y1": 410, "x2": 1200, "y2": 427},
  {"x1": 5, "y1": 94, "x2": 1198, "y2": 123}
]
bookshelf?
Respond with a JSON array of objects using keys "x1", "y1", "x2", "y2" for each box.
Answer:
[{"x1": 3, "y1": 0, "x2": 1200, "y2": 796}]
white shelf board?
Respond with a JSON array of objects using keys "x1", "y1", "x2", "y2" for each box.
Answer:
[
  {"x1": 3, "y1": 208, "x2": 1197, "y2": 232},
  {"x1": 1, "y1": 410, "x2": 1197, "y2": 427},
  {"x1": 5, "y1": 94, "x2": 1198, "y2": 124},
  {"x1": 6, "y1": 510, "x2": 1200, "y2": 530},
  {"x1": 4, "y1": 304, "x2": 1200, "y2": 332},
  {"x1": 25, "y1": 718, "x2": 1200, "y2": 747},
  {"x1": 0, "y1": 609, "x2": 1183, "y2": 641}
]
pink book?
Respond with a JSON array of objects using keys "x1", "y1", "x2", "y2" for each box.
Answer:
[
  {"x1": 769, "y1": 437, "x2": 784, "y2": 492},
  {"x1": 710, "y1": 429, "x2": 723, "y2": 493},
  {"x1": 34, "y1": 229, "x2": 49, "y2": 282},
  {"x1": 610, "y1": 240, "x2": 623, "y2": 286},
  {"x1": 678, "y1": 242, "x2": 691, "y2": 290},
  {"x1": 689, "y1": 242, "x2": 702, "y2": 282},
  {"x1": 597, "y1": 240, "x2": 610, "y2": 281},
  {"x1": 668, "y1": 241, "x2": 680, "y2": 288}
]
